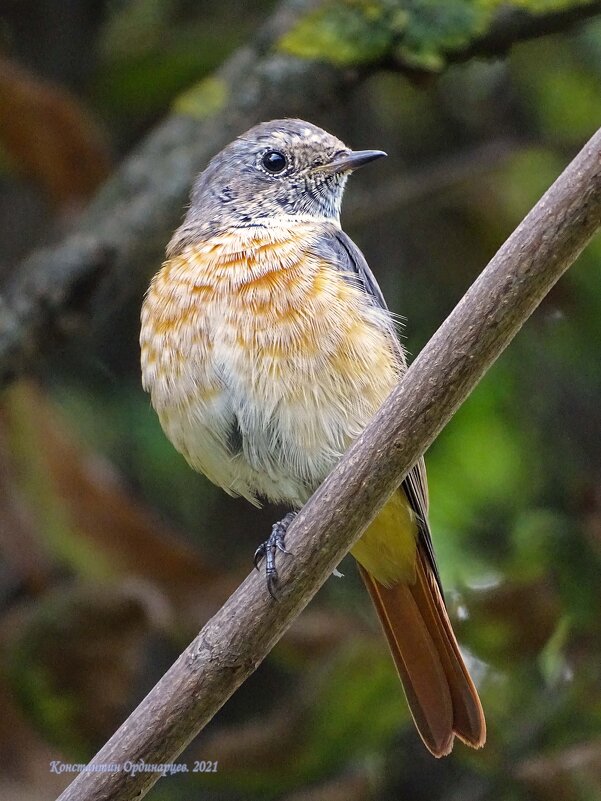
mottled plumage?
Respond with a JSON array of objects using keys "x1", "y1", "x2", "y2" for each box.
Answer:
[
  {"x1": 140, "y1": 119, "x2": 485, "y2": 756},
  {"x1": 142, "y1": 220, "x2": 401, "y2": 510}
]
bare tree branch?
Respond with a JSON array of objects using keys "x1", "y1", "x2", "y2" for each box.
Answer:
[
  {"x1": 1, "y1": 0, "x2": 600, "y2": 387},
  {"x1": 56, "y1": 128, "x2": 601, "y2": 801}
]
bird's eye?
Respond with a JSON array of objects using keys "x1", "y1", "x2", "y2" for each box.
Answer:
[{"x1": 261, "y1": 150, "x2": 287, "y2": 174}]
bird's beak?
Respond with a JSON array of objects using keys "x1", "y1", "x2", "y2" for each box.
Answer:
[{"x1": 314, "y1": 149, "x2": 387, "y2": 176}]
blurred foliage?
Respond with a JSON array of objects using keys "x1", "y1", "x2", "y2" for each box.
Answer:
[
  {"x1": 278, "y1": 0, "x2": 490, "y2": 70},
  {"x1": 278, "y1": 0, "x2": 599, "y2": 71},
  {"x1": 93, "y1": 0, "x2": 258, "y2": 125},
  {"x1": 0, "y1": 1, "x2": 601, "y2": 800}
]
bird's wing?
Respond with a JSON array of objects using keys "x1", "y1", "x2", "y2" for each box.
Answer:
[{"x1": 326, "y1": 226, "x2": 442, "y2": 594}]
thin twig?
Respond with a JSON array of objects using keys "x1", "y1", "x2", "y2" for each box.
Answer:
[{"x1": 56, "y1": 129, "x2": 601, "y2": 801}]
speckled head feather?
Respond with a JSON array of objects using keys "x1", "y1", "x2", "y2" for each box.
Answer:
[{"x1": 168, "y1": 118, "x2": 385, "y2": 253}]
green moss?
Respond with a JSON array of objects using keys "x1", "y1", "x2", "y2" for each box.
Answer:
[
  {"x1": 173, "y1": 75, "x2": 229, "y2": 118},
  {"x1": 277, "y1": 0, "x2": 509, "y2": 70},
  {"x1": 393, "y1": 0, "x2": 492, "y2": 71},
  {"x1": 278, "y1": 0, "x2": 409, "y2": 66},
  {"x1": 278, "y1": 0, "x2": 593, "y2": 71}
]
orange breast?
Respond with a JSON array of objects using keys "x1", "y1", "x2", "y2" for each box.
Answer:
[{"x1": 140, "y1": 220, "x2": 402, "y2": 505}]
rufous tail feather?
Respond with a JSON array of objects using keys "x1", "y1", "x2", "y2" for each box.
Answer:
[{"x1": 359, "y1": 551, "x2": 486, "y2": 757}]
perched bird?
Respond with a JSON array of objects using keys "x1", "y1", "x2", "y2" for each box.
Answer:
[{"x1": 140, "y1": 119, "x2": 486, "y2": 756}]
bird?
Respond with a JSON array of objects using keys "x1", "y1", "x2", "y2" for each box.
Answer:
[{"x1": 140, "y1": 118, "x2": 486, "y2": 757}]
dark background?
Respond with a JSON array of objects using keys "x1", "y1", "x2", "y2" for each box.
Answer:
[{"x1": 1, "y1": 1, "x2": 600, "y2": 799}]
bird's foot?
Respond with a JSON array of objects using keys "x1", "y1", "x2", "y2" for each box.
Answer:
[{"x1": 253, "y1": 512, "x2": 296, "y2": 599}]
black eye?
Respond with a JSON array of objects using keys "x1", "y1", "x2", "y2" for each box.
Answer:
[{"x1": 262, "y1": 150, "x2": 287, "y2": 174}]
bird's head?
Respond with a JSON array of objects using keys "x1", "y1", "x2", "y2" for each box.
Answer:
[{"x1": 173, "y1": 119, "x2": 386, "y2": 245}]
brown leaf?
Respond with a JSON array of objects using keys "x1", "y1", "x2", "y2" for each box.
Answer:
[
  {"x1": 0, "y1": 57, "x2": 111, "y2": 206},
  {"x1": 5, "y1": 382, "x2": 235, "y2": 622}
]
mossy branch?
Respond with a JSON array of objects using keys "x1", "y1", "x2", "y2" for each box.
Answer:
[{"x1": 56, "y1": 129, "x2": 601, "y2": 801}]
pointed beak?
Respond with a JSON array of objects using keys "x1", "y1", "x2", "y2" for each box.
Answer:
[{"x1": 314, "y1": 149, "x2": 387, "y2": 176}]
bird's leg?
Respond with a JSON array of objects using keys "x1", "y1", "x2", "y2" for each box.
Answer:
[{"x1": 253, "y1": 511, "x2": 297, "y2": 599}]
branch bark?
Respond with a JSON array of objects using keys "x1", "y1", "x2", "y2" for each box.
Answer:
[
  {"x1": 1, "y1": 0, "x2": 600, "y2": 387},
  {"x1": 446, "y1": 2, "x2": 601, "y2": 65},
  {"x1": 56, "y1": 128, "x2": 601, "y2": 801}
]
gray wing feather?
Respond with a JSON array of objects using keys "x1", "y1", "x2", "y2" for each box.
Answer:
[{"x1": 327, "y1": 228, "x2": 443, "y2": 594}]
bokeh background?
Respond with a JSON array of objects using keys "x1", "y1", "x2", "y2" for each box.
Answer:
[{"x1": 1, "y1": 1, "x2": 601, "y2": 799}]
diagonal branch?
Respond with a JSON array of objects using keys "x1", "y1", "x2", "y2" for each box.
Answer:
[
  {"x1": 56, "y1": 129, "x2": 601, "y2": 801},
  {"x1": 383, "y1": 1, "x2": 601, "y2": 71},
  {"x1": 1, "y1": 0, "x2": 600, "y2": 387},
  {"x1": 447, "y1": 2, "x2": 601, "y2": 65}
]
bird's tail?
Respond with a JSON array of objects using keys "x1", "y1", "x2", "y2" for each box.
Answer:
[{"x1": 359, "y1": 551, "x2": 486, "y2": 757}]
